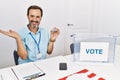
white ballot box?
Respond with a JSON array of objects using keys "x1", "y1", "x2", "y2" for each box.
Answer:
[{"x1": 70, "y1": 33, "x2": 118, "y2": 63}]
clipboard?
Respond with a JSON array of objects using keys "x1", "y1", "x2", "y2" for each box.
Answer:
[{"x1": 11, "y1": 62, "x2": 45, "y2": 80}]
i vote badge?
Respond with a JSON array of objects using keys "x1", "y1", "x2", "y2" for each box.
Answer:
[{"x1": 80, "y1": 42, "x2": 109, "y2": 62}]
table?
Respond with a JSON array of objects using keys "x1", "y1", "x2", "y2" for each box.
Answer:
[{"x1": 0, "y1": 45, "x2": 120, "y2": 80}]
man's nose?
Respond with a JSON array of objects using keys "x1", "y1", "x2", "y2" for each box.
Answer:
[{"x1": 33, "y1": 17, "x2": 37, "y2": 21}]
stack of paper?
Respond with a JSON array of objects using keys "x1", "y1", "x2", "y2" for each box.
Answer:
[{"x1": 11, "y1": 62, "x2": 45, "y2": 80}]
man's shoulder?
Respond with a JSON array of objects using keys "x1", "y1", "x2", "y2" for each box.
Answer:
[{"x1": 18, "y1": 27, "x2": 29, "y2": 37}]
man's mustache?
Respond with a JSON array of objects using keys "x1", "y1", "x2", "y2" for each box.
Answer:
[{"x1": 30, "y1": 21, "x2": 38, "y2": 23}]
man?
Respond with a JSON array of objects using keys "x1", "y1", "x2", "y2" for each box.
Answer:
[{"x1": 0, "y1": 5, "x2": 60, "y2": 64}]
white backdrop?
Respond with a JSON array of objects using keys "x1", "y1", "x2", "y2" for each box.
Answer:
[{"x1": 0, "y1": 0, "x2": 120, "y2": 68}]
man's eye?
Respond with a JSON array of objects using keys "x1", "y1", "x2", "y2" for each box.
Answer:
[
  {"x1": 36, "y1": 16, "x2": 40, "y2": 18},
  {"x1": 30, "y1": 15, "x2": 34, "y2": 17}
]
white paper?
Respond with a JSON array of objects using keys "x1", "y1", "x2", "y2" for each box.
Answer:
[
  {"x1": 80, "y1": 42, "x2": 109, "y2": 62},
  {"x1": 0, "y1": 68, "x2": 18, "y2": 80},
  {"x1": 11, "y1": 62, "x2": 45, "y2": 80}
]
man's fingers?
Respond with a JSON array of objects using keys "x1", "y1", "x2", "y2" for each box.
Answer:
[
  {"x1": 0, "y1": 29, "x2": 12, "y2": 36},
  {"x1": 0, "y1": 30, "x2": 7, "y2": 34}
]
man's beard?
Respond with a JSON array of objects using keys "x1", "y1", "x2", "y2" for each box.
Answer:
[
  {"x1": 29, "y1": 21, "x2": 39, "y2": 28},
  {"x1": 31, "y1": 24, "x2": 38, "y2": 28}
]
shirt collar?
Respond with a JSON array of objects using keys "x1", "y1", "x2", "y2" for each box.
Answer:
[{"x1": 25, "y1": 26, "x2": 41, "y2": 35}]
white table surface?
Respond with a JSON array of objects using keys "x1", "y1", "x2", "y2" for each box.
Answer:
[
  {"x1": 64, "y1": 45, "x2": 120, "y2": 80},
  {"x1": 0, "y1": 45, "x2": 120, "y2": 80},
  {"x1": 35, "y1": 44, "x2": 120, "y2": 80},
  {"x1": 34, "y1": 56, "x2": 82, "y2": 80}
]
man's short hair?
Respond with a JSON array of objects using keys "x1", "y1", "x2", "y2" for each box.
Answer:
[{"x1": 27, "y1": 5, "x2": 43, "y2": 17}]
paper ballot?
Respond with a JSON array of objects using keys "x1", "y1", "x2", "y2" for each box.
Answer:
[
  {"x1": 0, "y1": 68, "x2": 18, "y2": 80},
  {"x1": 11, "y1": 62, "x2": 45, "y2": 80}
]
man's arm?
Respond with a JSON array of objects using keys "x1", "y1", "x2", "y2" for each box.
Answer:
[
  {"x1": 47, "y1": 40, "x2": 55, "y2": 54},
  {"x1": 47, "y1": 28, "x2": 60, "y2": 54},
  {"x1": 0, "y1": 29, "x2": 28, "y2": 59},
  {"x1": 15, "y1": 35, "x2": 28, "y2": 59}
]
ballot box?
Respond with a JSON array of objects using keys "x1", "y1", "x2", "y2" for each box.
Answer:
[{"x1": 70, "y1": 33, "x2": 118, "y2": 63}]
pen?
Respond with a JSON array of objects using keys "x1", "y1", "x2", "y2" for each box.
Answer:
[
  {"x1": 11, "y1": 68, "x2": 19, "y2": 80},
  {"x1": 23, "y1": 72, "x2": 45, "y2": 80}
]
